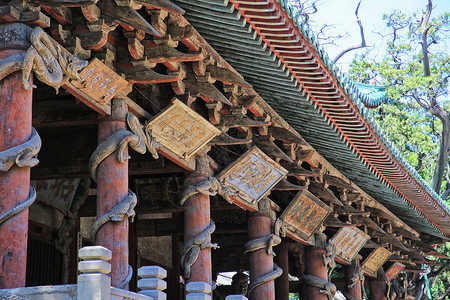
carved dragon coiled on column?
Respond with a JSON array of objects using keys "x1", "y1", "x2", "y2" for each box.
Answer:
[
  {"x1": 348, "y1": 260, "x2": 367, "y2": 300},
  {"x1": 243, "y1": 233, "x2": 283, "y2": 296},
  {"x1": 302, "y1": 274, "x2": 337, "y2": 300},
  {"x1": 323, "y1": 241, "x2": 336, "y2": 280},
  {"x1": 0, "y1": 27, "x2": 88, "y2": 92},
  {"x1": 89, "y1": 112, "x2": 160, "y2": 182},
  {"x1": 180, "y1": 220, "x2": 219, "y2": 279},
  {"x1": 89, "y1": 189, "x2": 136, "y2": 289},
  {"x1": 90, "y1": 190, "x2": 137, "y2": 242},
  {"x1": 89, "y1": 113, "x2": 158, "y2": 289},
  {"x1": 0, "y1": 127, "x2": 42, "y2": 172},
  {"x1": 179, "y1": 176, "x2": 238, "y2": 206},
  {"x1": 0, "y1": 127, "x2": 41, "y2": 229},
  {"x1": 0, "y1": 187, "x2": 36, "y2": 226}
]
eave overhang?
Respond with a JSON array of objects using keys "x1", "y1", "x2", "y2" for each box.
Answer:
[{"x1": 174, "y1": 0, "x2": 450, "y2": 238}]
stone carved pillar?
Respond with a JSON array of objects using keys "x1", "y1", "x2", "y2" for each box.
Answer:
[
  {"x1": 247, "y1": 199, "x2": 278, "y2": 300},
  {"x1": 183, "y1": 154, "x2": 213, "y2": 286},
  {"x1": 369, "y1": 269, "x2": 387, "y2": 300},
  {"x1": 305, "y1": 234, "x2": 329, "y2": 300},
  {"x1": 345, "y1": 259, "x2": 362, "y2": 300},
  {"x1": 0, "y1": 22, "x2": 34, "y2": 288},
  {"x1": 96, "y1": 98, "x2": 129, "y2": 288},
  {"x1": 275, "y1": 239, "x2": 290, "y2": 300}
]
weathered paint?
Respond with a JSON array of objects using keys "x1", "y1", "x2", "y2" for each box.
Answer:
[
  {"x1": 330, "y1": 226, "x2": 370, "y2": 265},
  {"x1": 305, "y1": 235, "x2": 328, "y2": 300},
  {"x1": 217, "y1": 147, "x2": 287, "y2": 211},
  {"x1": 362, "y1": 248, "x2": 391, "y2": 278},
  {"x1": 345, "y1": 262, "x2": 362, "y2": 300},
  {"x1": 0, "y1": 23, "x2": 33, "y2": 288},
  {"x1": 96, "y1": 98, "x2": 129, "y2": 288},
  {"x1": 368, "y1": 272, "x2": 387, "y2": 300},
  {"x1": 248, "y1": 212, "x2": 275, "y2": 300},
  {"x1": 385, "y1": 262, "x2": 405, "y2": 280},
  {"x1": 275, "y1": 239, "x2": 289, "y2": 300},
  {"x1": 184, "y1": 155, "x2": 212, "y2": 285},
  {"x1": 278, "y1": 190, "x2": 331, "y2": 242}
]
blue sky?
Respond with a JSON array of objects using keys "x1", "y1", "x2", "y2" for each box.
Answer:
[{"x1": 306, "y1": 0, "x2": 450, "y2": 68}]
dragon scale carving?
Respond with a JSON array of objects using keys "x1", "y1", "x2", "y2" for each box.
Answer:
[
  {"x1": 302, "y1": 274, "x2": 337, "y2": 300},
  {"x1": 243, "y1": 234, "x2": 281, "y2": 257},
  {"x1": 0, "y1": 27, "x2": 88, "y2": 92},
  {"x1": 0, "y1": 127, "x2": 42, "y2": 172},
  {"x1": 90, "y1": 190, "x2": 137, "y2": 242},
  {"x1": 180, "y1": 176, "x2": 238, "y2": 206},
  {"x1": 0, "y1": 187, "x2": 36, "y2": 225},
  {"x1": 89, "y1": 113, "x2": 159, "y2": 182},
  {"x1": 243, "y1": 233, "x2": 283, "y2": 296},
  {"x1": 181, "y1": 220, "x2": 219, "y2": 279},
  {"x1": 348, "y1": 261, "x2": 367, "y2": 299},
  {"x1": 322, "y1": 241, "x2": 336, "y2": 280}
]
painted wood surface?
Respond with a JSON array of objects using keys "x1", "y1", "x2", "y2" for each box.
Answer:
[
  {"x1": 330, "y1": 226, "x2": 370, "y2": 265},
  {"x1": 217, "y1": 146, "x2": 287, "y2": 211},
  {"x1": 362, "y1": 248, "x2": 392, "y2": 278},
  {"x1": 31, "y1": 179, "x2": 81, "y2": 213},
  {"x1": 279, "y1": 190, "x2": 331, "y2": 242},
  {"x1": 147, "y1": 99, "x2": 221, "y2": 159},
  {"x1": 74, "y1": 58, "x2": 128, "y2": 105},
  {"x1": 385, "y1": 262, "x2": 405, "y2": 280}
]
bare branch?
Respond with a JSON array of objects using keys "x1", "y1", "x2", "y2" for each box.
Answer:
[
  {"x1": 416, "y1": 152, "x2": 426, "y2": 171},
  {"x1": 333, "y1": 0, "x2": 367, "y2": 63},
  {"x1": 419, "y1": 0, "x2": 433, "y2": 76},
  {"x1": 411, "y1": 94, "x2": 431, "y2": 110}
]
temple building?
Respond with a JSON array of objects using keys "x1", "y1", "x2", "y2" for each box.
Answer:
[{"x1": 0, "y1": 0, "x2": 449, "y2": 299}]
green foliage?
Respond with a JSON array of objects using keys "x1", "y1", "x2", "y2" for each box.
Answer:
[
  {"x1": 348, "y1": 6, "x2": 450, "y2": 194},
  {"x1": 347, "y1": 5, "x2": 450, "y2": 298}
]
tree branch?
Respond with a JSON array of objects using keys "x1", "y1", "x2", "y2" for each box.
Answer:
[
  {"x1": 419, "y1": 0, "x2": 433, "y2": 76},
  {"x1": 333, "y1": 0, "x2": 367, "y2": 63}
]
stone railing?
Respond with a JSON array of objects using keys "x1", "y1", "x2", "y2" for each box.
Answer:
[{"x1": 0, "y1": 246, "x2": 168, "y2": 300}]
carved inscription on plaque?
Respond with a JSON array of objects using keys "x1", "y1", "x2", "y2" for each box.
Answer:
[
  {"x1": 279, "y1": 190, "x2": 331, "y2": 242},
  {"x1": 147, "y1": 99, "x2": 221, "y2": 160},
  {"x1": 362, "y1": 247, "x2": 392, "y2": 277},
  {"x1": 217, "y1": 147, "x2": 288, "y2": 211},
  {"x1": 330, "y1": 227, "x2": 370, "y2": 265},
  {"x1": 75, "y1": 58, "x2": 128, "y2": 105},
  {"x1": 385, "y1": 262, "x2": 405, "y2": 280},
  {"x1": 31, "y1": 179, "x2": 81, "y2": 213}
]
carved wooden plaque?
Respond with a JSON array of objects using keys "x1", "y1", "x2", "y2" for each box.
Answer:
[
  {"x1": 146, "y1": 99, "x2": 221, "y2": 160},
  {"x1": 385, "y1": 262, "x2": 405, "y2": 280},
  {"x1": 31, "y1": 179, "x2": 81, "y2": 213},
  {"x1": 279, "y1": 190, "x2": 332, "y2": 242},
  {"x1": 217, "y1": 146, "x2": 288, "y2": 211},
  {"x1": 330, "y1": 226, "x2": 370, "y2": 265},
  {"x1": 76, "y1": 58, "x2": 128, "y2": 105},
  {"x1": 362, "y1": 247, "x2": 392, "y2": 277}
]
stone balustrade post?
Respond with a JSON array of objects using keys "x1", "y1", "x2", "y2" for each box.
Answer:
[
  {"x1": 186, "y1": 281, "x2": 212, "y2": 300},
  {"x1": 138, "y1": 266, "x2": 168, "y2": 300},
  {"x1": 77, "y1": 246, "x2": 112, "y2": 300},
  {"x1": 225, "y1": 295, "x2": 248, "y2": 300}
]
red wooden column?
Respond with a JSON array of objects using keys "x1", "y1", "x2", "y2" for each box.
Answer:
[
  {"x1": 96, "y1": 98, "x2": 129, "y2": 287},
  {"x1": 184, "y1": 154, "x2": 213, "y2": 285},
  {"x1": 305, "y1": 234, "x2": 328, "y2": 300},
  {"x1": 345, "y1": 260, "x2": 362, "y2": 300},
  {"x1": 248, "y1": 200, "x2": 275, "y2": 300},
  {"x1": 0, "y1": 23, "x2": 33, "y2": 289},
  {"x1": 275, "y1": 239, "x2": 290, "y2": 300},
  {"x1": 369, "y1": 270, "x2": 386, "y2": 300}
]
